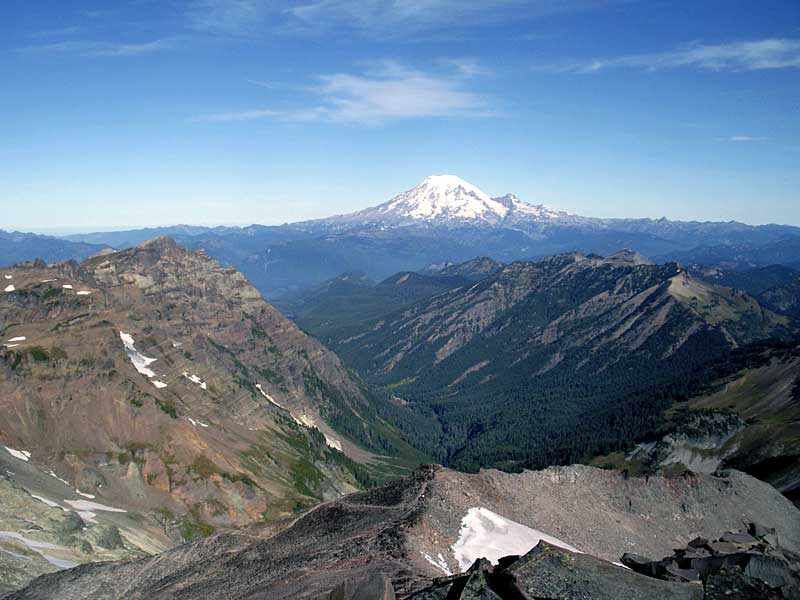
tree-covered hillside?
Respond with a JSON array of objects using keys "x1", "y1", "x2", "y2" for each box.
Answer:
[{"x1": 330, "y1": 251, "x2": 789, "y2": 472}]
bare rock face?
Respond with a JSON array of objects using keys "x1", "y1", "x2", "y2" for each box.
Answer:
[
  {"x1": 410, "y1": 542, "x2": 703, "y2": 600},
  {"x1": 0, "y1": 238, "x2": 420, "y2": 591},
  {"x1": 622, "y1": 523, "x2": 800, "y2": 599},
  {"x1": 6, "y1": 464, "x2": 800, "y2": 600}
]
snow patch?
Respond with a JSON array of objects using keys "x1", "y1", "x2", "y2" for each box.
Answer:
[
  {"x1": 7, "y1": 337, "x2": 26, "y2": 343},
  {"x1": 31, "y1": 495, "x2": 63, "y2": 509},
  {"x1": 0, "y1": 531, "x2": 78, "y2": 569},
  {"x1": 324, "y1": 434, "x2": 343, "y2": 452},
  {"x1": 62, "y1": 284, "x2": 73, "y2": 290},
  {"x1": 4, "y1": 447, "x2": 31, "y2": 462},
  {"x1": 182, "y1": 372, "x2": 207, "y2": 390},
  {"x1": 421, "y1": 552, "x2": 452, "y2": 576},
  {"x1": 187, "y1": 417, "x2": 209, "y2": 428},
  {"x1": 4, "y1": 344, "x2": 19, "y2": 348},
  {"x1": 48, "y1": 470, "x2": 70, "y2": 486},
  {"x1": 0, "y1": 546, "x2": 30, "y2": 562},
  {"x1": 76, "y1": 511, "x2": 97, "y2": 523},
  {"x1": 75, "y1": 489, "x2": 95, "y2": 499},
  {"x1": 4, "y1": 285, "x2": 15, "y2": 292},
  {"x1": 255, "y1": 386, "x2": 343, "y2": 451},
  {"x1": 41, "y1": 279, "x2": 56, "y2": 283},
  {"x1": 451, "y1": 507, "x2": 581, "y2": 572},
  {"x1": 120, "y1": 331, "x2": 160, "y2": 379},
  {"x1": 256, "y1": 383, "x2": 284, "y2": 408},
  {"x1": 76, "y1": 290, "x2": 92, "y2": 296},
  {"x1": 64, "y1": 499, "x2": 126, "y2": 514},
  {"x1": 3, "y1": 275, "x2": 11, "y2": 280}
]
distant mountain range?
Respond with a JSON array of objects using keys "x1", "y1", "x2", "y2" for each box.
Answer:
[
  {"x1": 279, "y1": 256, "x2": 503, "y2": 341},
  {"x1": 0, "y1": 230, "x2": 108, "y2": 267},
  {"x1": 1, "y1": 174, "x2": 793, "y2": 300}
]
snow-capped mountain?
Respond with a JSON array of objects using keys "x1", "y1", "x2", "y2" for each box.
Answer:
[
  {"x1": 320, "y1": 175, "x2": 566, "y2": 227},
  {"x1": 493, "y1": 193, "x2": 564, "y2": 223},
  {"x1": 378, "y1": 175, "x2": 509, "y2": 224}
]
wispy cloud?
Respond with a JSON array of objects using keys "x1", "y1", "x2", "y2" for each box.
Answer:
[
  {"x1": 725, "y1": 136, "x2": 768, "y2": 142},
  {"x1": 538, "y1": 38, "x2": 800, "y2": 73},
  {"x1": 17, "y1": 37, "x2": 179, "y2": 57},
  {"x1": 186, "y1": 0, "x2": 272, "y2": 36},
  {"x1": 192, "y1": 107, "x2": 327, "y2": 123},
  {"x1": 437, "y1": 57, "x2": 489, "y2": 78},
  {"x1": 186, "y1": 0, "x2": 599, "y2": 37},
  {"x1": 28, "y1": 26, "x2": 85, "y2": 38},
  {"x1": 193, "y1": 60, "x2": 492, "y2": 124}
]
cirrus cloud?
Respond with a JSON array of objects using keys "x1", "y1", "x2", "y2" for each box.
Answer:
[
  {"x1": 16, "y1": 37, "x2": 180, "y2": 57},
  {"x1": 537, "y1": 38, "x2": 800, "y2": 73},
  {"x1": 192, "y1": 60, "x2": 493, "y2": 125}
]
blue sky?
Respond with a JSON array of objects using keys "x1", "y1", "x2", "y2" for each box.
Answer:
[{"x1": 1, "y1": 0, "x2": 799, "y2": 232}]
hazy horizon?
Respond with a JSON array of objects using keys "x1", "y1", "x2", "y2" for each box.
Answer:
[{"x1": 8, "y1": 173, "x2": 800, "y2": 236}]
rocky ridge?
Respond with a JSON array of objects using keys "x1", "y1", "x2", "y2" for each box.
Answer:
[
  {"x1": 5, "y1": 464, "x2": 800, "y2": 599},
  {"x1": 0, "y1": 239, "x2": 423, "y2": 589}
]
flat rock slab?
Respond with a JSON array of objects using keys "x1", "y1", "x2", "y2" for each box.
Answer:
[{"x1": 503, "y1": 542, "x2": 704, "y2": 600}]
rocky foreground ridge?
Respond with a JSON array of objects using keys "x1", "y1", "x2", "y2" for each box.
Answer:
[
  {"x1": 410, "y1": 523, "x2": 800, "y2": 600},
  {"x1": 6, "y1": 464, "x2": 800, "y2": 599}
]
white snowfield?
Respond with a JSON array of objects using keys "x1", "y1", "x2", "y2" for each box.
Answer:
[
  {"x1": 64, "y1": 499, "x2": 126, "y2": 513},
  {"x1": 76, "y1": 290, "x2": 92, "y2": 296},
  {"x1": 187, "y1": 417, "x2": 209, "y2": 428},
  {"x1": 120, "y1": 331, "x2": 168, "y2": 388},
  {"x1": 7, "y1": 337, "x2": 26, "y2": 343},
  {"x1": 385, "y1": 175, "x2": 510, "y2": 221},
  {"x1": 63, "y1": 499, "x2": 127, "y2": 524},
  {"x1": 451, "y1": 507, "x2": 581, "y2": 572},
  {"x1": 0, "y1": 531, "x2": 78, "y2": 569},
  {"x1": 31, "y1": 494, "x2": 62, "y2": 509},
  {"x1": 255, "y1": 384, "x2": 343, "y2": 451},
  {"x1": 256, "y1": 383, "x2": 284, "y2": 408},
  {"x1": 3, "y1": 274, "x2": 11, "y2": 280},
  {"x1": 62, "y1": 284, "x2": 73, "y2": 290},
  {"x1": 421, "y1": 551, "x2": 453, "y2": 576},
  {"x1": 4, "y1": 447, "x2": 32, "y2": 462},
  {"x1": 4, "y1": 285, "x2": 15, "y2": 292},
  {"x1": 183, "y1": 372, "x2": 207, "y2": 390},
  {"x1": 48, "y1": 470, "x2": 70, "y2": 486}
]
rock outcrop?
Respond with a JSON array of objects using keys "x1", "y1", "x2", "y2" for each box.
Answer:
[{"x1": 622, "y1": 523, "x2": 800, "y2": 599}]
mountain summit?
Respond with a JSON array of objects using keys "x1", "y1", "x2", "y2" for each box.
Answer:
[
  {"x1": 378, "y1": 175, "x2": 510, "y2": 224},
  {"x1": 321, "y1": 175, "x2": 564, "y2": 227}
]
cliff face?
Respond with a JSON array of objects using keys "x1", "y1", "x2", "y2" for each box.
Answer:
[{"x1": 0, "y1": 238, "x2": 423, "y2": 588}]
